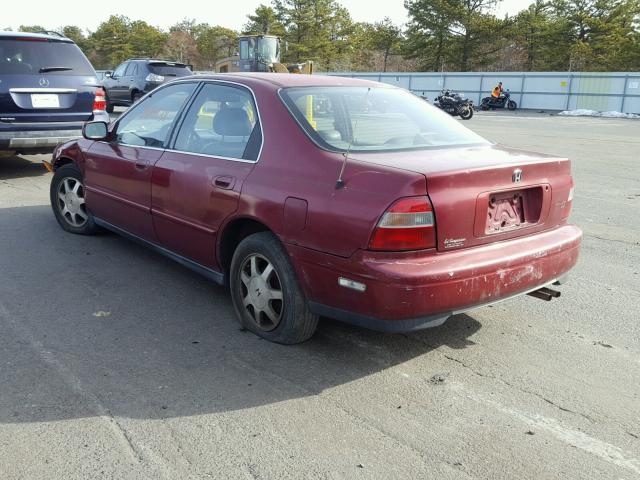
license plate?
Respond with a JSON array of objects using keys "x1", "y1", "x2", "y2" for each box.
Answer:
[
  {"x1": 486, "y1": 191, "x2": 525, "y2": 233},
  {"x1": 31, "y1": 94, "x2": 60, "y2": 108}
]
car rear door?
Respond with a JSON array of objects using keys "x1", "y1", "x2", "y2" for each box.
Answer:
[
  {"x1": 84, "y1": 82, "x2": 198, "y2": 241},
  {"x1": 106, "y1": 63, "x2": 128, "y2": 102},
  {"x1": 0, "y1": 35, "x2": 98, "y2": 123},
  {"x1": 151, "y1": 81, "x2": 262, "y2": 269},
  {"x1": 123, "y1": 62, "x2": 138, "y2": 101}
]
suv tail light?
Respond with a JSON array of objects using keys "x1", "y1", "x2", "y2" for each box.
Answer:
[
  {"x1": 145, "y1": 73, "x2": 165, "y2": 82},
  {"x1": 369, "y1": 196, "x2": 436, "y2": 251},
  {"x1": 93, "y1": 87, "x2": 106, "y2": 111}
]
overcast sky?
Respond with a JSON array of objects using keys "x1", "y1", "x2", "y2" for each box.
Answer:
[{"x1": 4, "y1": 0, "x2": 533, "y2": 32}]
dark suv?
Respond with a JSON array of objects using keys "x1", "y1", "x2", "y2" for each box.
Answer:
[
  {"x1": 0, "y1": 31, "x2": 108, "y2": 155},
  {"x1": 102, "y1": 59, "x2": 192, "y2": 112}
]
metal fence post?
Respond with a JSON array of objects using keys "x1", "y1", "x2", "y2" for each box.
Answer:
[
  {"x1": 620, "y1": 74, "x2": 629, "y2": 113},
  {"x1": 565, "y1": 73, "x2": 574, "y2": 111}
]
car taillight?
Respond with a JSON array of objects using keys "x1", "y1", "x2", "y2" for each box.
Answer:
[
  {"x1": 369, "y1": 196, "x2": 436, "y2": 251},
  {"x1": 93, "y1": 87, "x2": 106, "y2": 111},
  {"x1": 145, "y1": 73, "x2": 165, "y2": 82}
]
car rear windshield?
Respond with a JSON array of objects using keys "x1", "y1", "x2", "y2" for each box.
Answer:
[
  {"x1": 280, "y1": 86, "x2": 488, "y2": 152},
  {"x1": 148, "y1": 62, "x2": 192, "y2": 77},
  {"x1": 0, "y1": 38, "x2": 95, "y2": 76}
]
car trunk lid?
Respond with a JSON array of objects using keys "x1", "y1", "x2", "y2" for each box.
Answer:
[{"x1": 351, "y1": 144, "x2": 574, "y2": 252}]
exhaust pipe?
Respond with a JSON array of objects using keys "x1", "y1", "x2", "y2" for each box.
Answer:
[{"x1": 527, "y1": 286, "x2": 561, "y2": 301}]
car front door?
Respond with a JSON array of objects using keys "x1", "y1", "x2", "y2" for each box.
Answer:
[
  {"x1": 107, "y1": 62, "x2": 128, "y2": 102},
  {"x1": 151, "y1": 81, "x2": 262, "y2": 269},
  {"x1": 84, "y1": 82, "x2": 197, "y2": 240}
]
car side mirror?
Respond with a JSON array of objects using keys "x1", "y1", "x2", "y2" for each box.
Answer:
[
  {"x1": 104, "y1": 71, "x2": 112, "y2": 78},
  {"x1": 83, "y1": 121, "x2": 109, "y2": 140}
]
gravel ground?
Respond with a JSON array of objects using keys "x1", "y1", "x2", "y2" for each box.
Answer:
[{"x1": 0, "y1": 111, "x2": 639, "y2": 480}]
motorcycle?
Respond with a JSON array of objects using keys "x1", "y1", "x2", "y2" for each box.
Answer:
[
  {"x1": 481, "y1": 90, "x2": 517, "y2": 110},
  {"x1": 433, "y1": 90, "x2": 474, "y2": 120}
]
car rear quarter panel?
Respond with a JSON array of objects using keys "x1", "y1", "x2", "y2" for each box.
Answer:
[{"x1": 235, "y1": 81, "x2": 427, "y2": 259}]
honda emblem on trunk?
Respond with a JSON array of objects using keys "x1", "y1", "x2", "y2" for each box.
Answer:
[{"x1": 512, "y1": 168, "x2": 523, "y2": 183}]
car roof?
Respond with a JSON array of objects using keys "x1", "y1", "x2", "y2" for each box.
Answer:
[
  {"x1": 128, "y1": 58, "x2": 189, "y2": 64},
  {"x1": 0, "y1": 31, "x2": 73, "y2": 43},
  {"x1": 190, "y1": 73, "x2": 386, "y2": 89}
]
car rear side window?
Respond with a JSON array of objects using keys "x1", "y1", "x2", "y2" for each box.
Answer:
[
  {"x1": 280, "y1": 86, "x2": 488, "y2": 152},
  {"x1": 115, "y1": 82, "x2": 196, "y2": 148},
  {"x1": 0, "y1": 38, "x2": 94, "y2": 75},
  {"x1": 173, "y1": 83, "x2": 261, "y2": 161},
  {"x1": 125, "y1": 63, "x2": 138, "y2": 76}
]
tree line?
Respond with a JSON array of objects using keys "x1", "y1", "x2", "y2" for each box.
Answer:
[{"x1": 9, "y1": 0, "x2": 640, "y2": 72}]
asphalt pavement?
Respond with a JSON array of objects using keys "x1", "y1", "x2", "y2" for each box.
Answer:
[{"x1": 1, "y1": 111, "x2": 639, "y2": 479}]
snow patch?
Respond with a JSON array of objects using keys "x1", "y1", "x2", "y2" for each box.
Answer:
[{"x1": 559, "y1": 109, "x2": 640, "y2": 119}]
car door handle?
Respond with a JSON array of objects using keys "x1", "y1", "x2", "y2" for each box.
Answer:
[
  {"x1": 213, "y1": 175, "x2": 235, "y2": 190},
  {"x1": 135, "y1": 162, "x2": 147, "y2": 170}
]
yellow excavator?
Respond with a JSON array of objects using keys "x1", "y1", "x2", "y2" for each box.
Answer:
[{"x1": 215, "y1": 35, "x2": 313, "y2": 74}]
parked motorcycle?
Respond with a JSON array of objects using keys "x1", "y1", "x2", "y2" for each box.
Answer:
[
  {"x1": 481, "y1": 90, "x2": 517, "y2": 110},
  {"x1": 433, "y1": 90, "x2": 474, "y2": 120}
]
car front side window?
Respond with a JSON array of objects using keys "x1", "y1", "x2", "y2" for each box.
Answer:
[
  {"x1": 112, "y1": 63, "x2": 127, "y2": 79},
  {"x1": 115, "y1": 83, "x2": 196, "y2": 148},
  {"x1": 173, "y1": 83, "x2": 261, "y2": 161}
]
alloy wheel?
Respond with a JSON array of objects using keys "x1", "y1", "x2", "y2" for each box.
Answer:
[
  {"x1": 57, "y1": 177, "x2": 88, "y2": 227},
  {"x1": 238, "y1": 254, "x2": 284, "y2": 331}
]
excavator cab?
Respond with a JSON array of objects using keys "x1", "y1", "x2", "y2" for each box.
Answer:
[
  {"x1": 239, "y1": 35, "x2": 281, "y2": 72},
  {"x1": 216, "y1": 34, "x2": 313, "y2": 74}
]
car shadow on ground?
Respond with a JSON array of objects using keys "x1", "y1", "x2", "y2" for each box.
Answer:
[
  {"x1": 0, "y1": 205, "x2": 481, "y2": 425},
  {"x1": 0, "y1": 155, "x2": 48, "y2": 180}
]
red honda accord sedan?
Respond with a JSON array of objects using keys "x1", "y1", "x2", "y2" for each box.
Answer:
[{"x1": 48, "y1": 73, "x2": 581, "y2": 344}]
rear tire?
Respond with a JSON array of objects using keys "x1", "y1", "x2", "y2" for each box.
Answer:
[
  {"x1": 50, "y1": 164, "x2": 100, "y2": 235},
  {"x1": 132, "y1": 92, "x2": 143, "y2": 104},
  {"x1": 105, "y1": 93, "x2": 114, "y2": 114},
  {"x1": 458, "y1": 105, "x2": 473, "y2": 120},
  {"x1": 229, "y1": 232, "x2": 319, "y2": 344}
]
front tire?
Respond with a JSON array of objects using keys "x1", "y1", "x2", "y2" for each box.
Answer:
[
  {"x1": 507, "y1": 100, "x2": 517, "y2": 110},
  {"x1": 50, "y1": 164, "x2": 100, "y2": 235},
  {"x1": 230, "y1": 232, "x2": 319, "y2": 344}
]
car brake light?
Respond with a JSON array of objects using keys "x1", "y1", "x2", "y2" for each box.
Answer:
[
  {"x1": 145, "y1": 73, "x2": 165, "y2": 82},
  {"x1": 369, "y1": 196, "x2": 436, "y2": 251},
  {"x1": 93, "y1": 87, "x2": 106, "y2": 111}
]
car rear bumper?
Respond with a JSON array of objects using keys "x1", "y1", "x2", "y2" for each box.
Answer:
[
  {"x1": 0, "y1": 112, "x2": 108, "y2": 154},
  {"x1": 288, "y1": 224, "x2": 582, "y2": 331},
  {"x1": 0, "y1": 128, "x2": 83, "y2": 152}
]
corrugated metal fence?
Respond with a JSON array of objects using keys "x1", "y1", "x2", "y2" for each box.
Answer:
[{"x1": 325, "y1": 72, "x2": 640, "y2": 113}]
